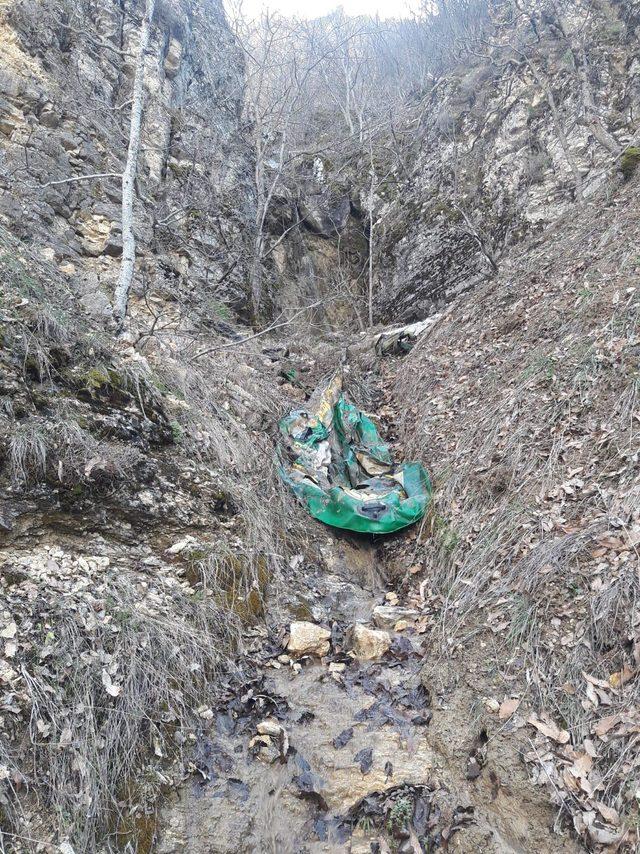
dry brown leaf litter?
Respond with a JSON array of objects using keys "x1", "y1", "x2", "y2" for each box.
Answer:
[{"x1": 376, "y1": 181, "x2": 640, "y2": 850}]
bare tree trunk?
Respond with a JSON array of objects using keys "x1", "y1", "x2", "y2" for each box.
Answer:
[
  {"x1": 342, "y1": 56, "x2": 356, "y2": 137},
  {"x1": 250, "y1": 235, "x2": 264, "y2": 317},
  {"x1": 251, "y1": 134, "x2": 266, "y2": 316},
  {"x1": 367, "y1": 140, "x2": 376, "y2": 328},
  {"x1": 448, "y1": 138, "x2": 499, "y2": 272},
  {"x1": 576, "y1": 46, "x2": 621, "y2": 157},
  {"x1": 113, "y1": 0, "x2": 156, "y2": 331},
  {"x1": 251, "y1": 116, "x2": 290, "y2": 317},
  {"x1": 524, "y1": 58, "x2": 584, "y2": 205},
  {"x1": 452, "y1": 201, "x2": 499, "y2": 271}
]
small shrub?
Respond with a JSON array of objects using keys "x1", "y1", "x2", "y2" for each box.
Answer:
[
  {"x1": 620, "y1": 147, "x2": 640, "y2": 181},
  {"x1": 386, "y1": 794, "x2": 413, "y2": 834},
  {"x1": 170, "y1": 420, "x2": 183, "y2": 442},
  {"x1": 524, "y1": 151, "x2": 552, "y2": 185}
]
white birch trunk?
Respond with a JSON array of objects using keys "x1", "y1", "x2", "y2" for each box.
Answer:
[
  {"x1": 113, "y1": 0, "x2": 156, "y2": 330},
  {"x1": 367, "y1": 144, "x2": 375, "y2": 328}
]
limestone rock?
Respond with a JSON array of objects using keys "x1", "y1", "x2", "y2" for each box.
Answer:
[
  {"x1": 103, "y1": 230, "x2": 123, "y2": 258},
  {"x1": 39, "y1": 103, "x2": 60, "y2": 128},
  {"x1": 79, "y1": 290, "x2": 112, "y2": 320},
  {"x1": 298, "y1": 192, "x2": 350, "y2": 237},
  {"x1": 248, "y1": 733, "x2": 280, "y2": 764},
  {"x1": 256, "y1": 718, "x2": 284, "y2": 738},
  {"x1": 286, "y1": 621, "x2": 331, "y2": 658},
  {"x1": 253, "y1": 718, "x2": 289, "y2": 761},
  {"x1": 372, "y1": 605, "x2": 419, "y2": 630},
  {"x1": 59, "y1": 130, "x2": 81, "y2": 151},
  {"x1": 350, "y1": 623, "x2": 391, "y2": 661},
  {"x1": 164, "y1": 38, "x2": 183, "y2": 78},
  {"x1": 74, "y1": 213, "x2": 114, "y2": 256},
  {"x1": 0, "y1": 97, "x2": 22, "y2": 136}
]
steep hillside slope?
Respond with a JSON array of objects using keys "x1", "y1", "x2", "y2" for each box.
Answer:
[
  {"x1": 383, "y1": 170, "x2": 639, "y2": 848},
  {"x1": 0, "y1": 1, "x2": 305, "y2": 848},
  {"x1": 0, "y1": 223, "x2": 313, "y2": 850},
  {"x1": 0, "y1": 0, "x2": 254, "y2": 323}
]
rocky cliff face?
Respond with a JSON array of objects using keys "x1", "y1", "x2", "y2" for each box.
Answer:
[
  {"x1": 262, "y1": 162, "x2": 369, "y2": 332},
  {"x1": 0, "y1": 0, "x2": 255, "y2": 324},
  {"x1": 372, "y1": 0, "x2": 640, "y2": 322},
  {"x1": 262, "y1": 0, "x2": 640, "y2": 327}
]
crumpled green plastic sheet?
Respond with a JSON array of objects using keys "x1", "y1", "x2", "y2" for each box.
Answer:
[{"x1": 278, "y1": 374, "x2": 431, "y2": 534}]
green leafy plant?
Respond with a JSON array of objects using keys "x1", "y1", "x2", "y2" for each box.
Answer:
[
  {"x1": 358, "y1": 815, "x2": 374, "y2": 833},
  {"x1": 170, "y1": 420, "x2": 184, "y2": 442},
  {"x1": 386, "y1": 795, "x2": 413, "y2": 834}
]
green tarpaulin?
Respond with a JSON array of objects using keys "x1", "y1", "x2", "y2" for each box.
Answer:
[{"x1": 278, "y1": 374, "x2": 431, "y2": 534}]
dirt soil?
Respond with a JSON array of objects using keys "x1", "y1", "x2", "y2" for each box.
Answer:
[{"x1": 156, "y1": 533, "x2": 584, "y2": 853}]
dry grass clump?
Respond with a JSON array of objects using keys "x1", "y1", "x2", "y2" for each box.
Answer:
[
  {"x1": 14, "y1": 305, "x2": 74, "y2": 382},
  {"x1": 153, "y1": 355, "x2": 271, "y2": 468},
  {"x1": 6, "y1": 416, "x2": 142, "y2": 488},
  {"x1": 152, "y1": 351, "x2": 309, "y2": 576},
  {"x1": 0, "y1": 558, "x2": 240, "y2": 851},
  {"x1": 0, "y1": 227, "x2": 84, "y2": 375},
  {"x1": 6, "y1": 420, "x2": 48, "y2": 483}
]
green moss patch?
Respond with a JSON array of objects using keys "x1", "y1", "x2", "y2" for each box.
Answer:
[{"x1": 621, "y1": 147, "x2": 640, "y2": 181}]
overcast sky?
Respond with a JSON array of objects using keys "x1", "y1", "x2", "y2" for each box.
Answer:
[{"x1": 230, "y1": 0, "x2": 416, "y2": 20}]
